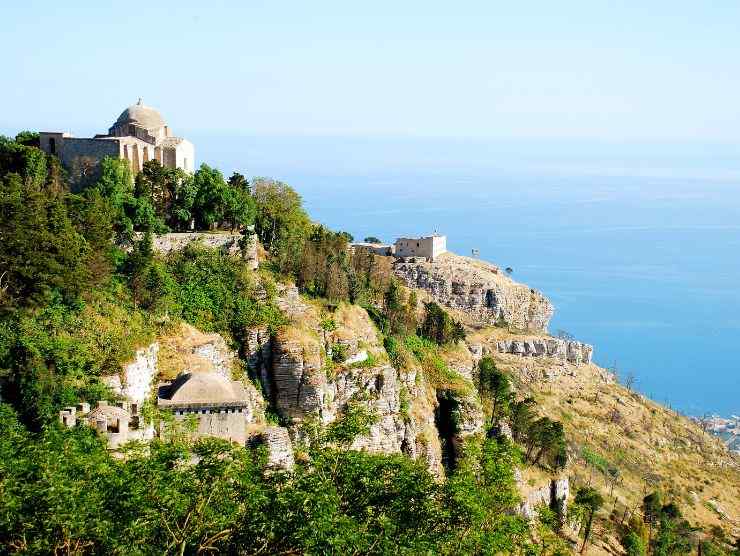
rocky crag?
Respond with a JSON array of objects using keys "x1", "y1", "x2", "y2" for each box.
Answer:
[
  {"x1": 243, "y1": 292, "x2": 484, "y2": 477},
  {"x1": 393, "y1": 252, "x2": 554, "y2": 332},
  {"x1": 103, "y1": 245, "x2": 740, "y2": 539}
]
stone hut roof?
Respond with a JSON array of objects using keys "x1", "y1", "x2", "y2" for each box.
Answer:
[
  {"x1": 158, "y1": 372, "x2": 250, "y2": 408},
  {"x1": 88, "y1": 404, "x2": 130, "y2": 422},
  {"x1": 114, "y1": 99, "x2": 165, "y2": 131}
]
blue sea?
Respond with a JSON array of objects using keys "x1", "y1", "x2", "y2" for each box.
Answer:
[{"x1": 203, "y1": 133, "x2": 740, "y2": 416}]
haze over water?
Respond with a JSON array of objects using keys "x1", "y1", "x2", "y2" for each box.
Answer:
[{"x1": 202, "y1": 133, "x2": 740, "y2": 417}]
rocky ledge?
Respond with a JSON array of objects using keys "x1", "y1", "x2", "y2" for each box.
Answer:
[
  {"x1": 393, "y1": 252, "x2": 553, "y2": 332},
  {"x1": 496, "y1": 337, "x2": 593, "y2": 365}
]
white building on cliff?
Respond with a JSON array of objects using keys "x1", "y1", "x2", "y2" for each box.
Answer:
[
  {"x1": 394, "y1": 234, "x2": 447, "y2": 261},
  {"x1": 39, "y1": 99, "x2": 194, "y2": 179}
]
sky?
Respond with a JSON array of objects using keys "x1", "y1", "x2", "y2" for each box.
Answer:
[{"x1": 3, "y1": 1, "x2": 740, "y2": 144}]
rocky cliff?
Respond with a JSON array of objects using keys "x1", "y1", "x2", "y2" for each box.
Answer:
[
  {"x1": 241, "y1": 291, "x2": 486, "y2": 477},
  {"x1": 393, "y1": 252, "x2": 554, "y2": 332},
  {"x1": 496, "y1": 337, "x2": 593, "y2": 365}
]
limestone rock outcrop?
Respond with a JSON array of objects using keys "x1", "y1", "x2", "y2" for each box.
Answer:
[
  {"x1": 393, "y1": 252, "x2": 553, "y2": 332},
  {"x1": 122, "y1": 343, "x2": 159, "y2": 405},
  {"x1": 258, "y1": 290, "x2": 454, "y2": 474},
  {"x1": 518, "y1": 476, "x2": 570, "y2": 520},
  {"x1": 158, "y1": 323, "x2": 238, "y2": 379},
  {"x1": 101, "y1": 343, "x2": 159, "y2": 406},
  {"x1": 258, "y1": 426, "x2": 296, "y2": 471},
  {"x1": 243, "y1": 325, "x2": 272, "y2": 399},
  {"x1": 496, "y1": 337, "x2": 593, "y2": 365}
]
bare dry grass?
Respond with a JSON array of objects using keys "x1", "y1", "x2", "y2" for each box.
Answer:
[{"x1": 477, "y1": 327, "x2": 740, "y2": 540}]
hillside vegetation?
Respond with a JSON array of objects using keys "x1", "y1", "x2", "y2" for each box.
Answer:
[{"x1": 0, "y1": 132, "x2": 738, "y2": 555}]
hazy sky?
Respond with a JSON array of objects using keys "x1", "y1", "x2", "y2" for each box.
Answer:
[{"x1": 3, "y1": 1, "x2": 740, "y2": 143}]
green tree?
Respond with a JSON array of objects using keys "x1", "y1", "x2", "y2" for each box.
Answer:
[
  {"x1": 192, "y1": 164, "x2": 229, "y2": 230},
  {"x1": 445, "y1": 438, "x2": 530, "y2": 553},
  {"x1": 526, "y1": 417, "x2": 567, "y2": 469},
  {"x1": 0, "y1": 173, "x2": 88, "y2": 308},
  {"x1": 510, "y1": 397, "x2": 536, "y2": 442},
  {"x1": 223, "y1": 172, "x2": 255, "y2": 231},
  {"x1": 252, "y1": 177, "x2": 311, "y2": 275},
  {"x1": 573, "y1": 486, "x2": 604, "y2": 554},
  {"x1": 14, "y1": 130, "x2": 39, "y2": 147},
  {"x1": 420, "y1": 302, "x2": 465, "y2": 345},
  {"x1": 477, "y1": 356, "x2": 511, "y2": 423},
  {"x1": 622, "y1": 531, "x2": 647, "y2": 556}
]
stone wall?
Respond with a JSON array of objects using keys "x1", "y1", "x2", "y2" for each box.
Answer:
[
  {"x1": 48, "y1": 137, "x2": 120, "y2": 185},
  {"x1": 146, "y1": 232, "x2": 258, "y2": 270},
  {"x1": 180, "y1": 408, "x2": 249, "y2": 445}
]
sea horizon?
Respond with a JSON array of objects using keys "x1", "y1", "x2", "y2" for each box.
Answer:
[{"x1": 193, "y1": 132, "x2": 740, "y2": 418}]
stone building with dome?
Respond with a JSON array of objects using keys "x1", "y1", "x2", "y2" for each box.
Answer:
[
  {"x1": 157, "y1": 371, "x2": 255, "y2": 444},
  {"x1": 39, "y1": 99, "x2": 194, "y2": 179}
]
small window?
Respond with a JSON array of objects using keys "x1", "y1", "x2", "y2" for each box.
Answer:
[
  {"x1": 49, "y1": 137, "x2": 56, "y2": 155},
  {"x1": 183, "y1": 157, "x2": 188, "y2": 170}
]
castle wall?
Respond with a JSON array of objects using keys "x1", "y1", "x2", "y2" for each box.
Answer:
[
  {"x1": 172, "y1": 407, "x2": 248, "y2": 444},
  {"x1": 163, "y1": 147, "x2": 177, "y2": 169},
  {"x1": 394, "y1": 236, "x2": 447, "y2": 261},
  {"x1": 57, "y1": 138, "x2": 120, "y2": 169},
  {"x1": 38, "y1": 136, "x2": 120, "y2": 183}
]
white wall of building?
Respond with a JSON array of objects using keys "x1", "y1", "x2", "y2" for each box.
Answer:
[{"x1": 394, "y1": 235, "x2": 446, "y2": 261}]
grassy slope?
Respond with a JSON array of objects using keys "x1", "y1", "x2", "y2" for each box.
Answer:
[{"x1": 468, "y1": 326, "x2": 740, "y2": 552}]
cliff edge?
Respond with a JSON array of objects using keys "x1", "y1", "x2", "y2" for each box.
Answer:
[{"x1": 393, "y1": 252, "x2": 554, "y2": 332}]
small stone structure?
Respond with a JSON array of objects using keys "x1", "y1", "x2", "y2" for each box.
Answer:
[
  {"x1": 350, "y1": 242, "x2": 394, "y2": 257},
  {"x1": 59, "y1": 400, "x2": 154, "y2": 448},
  {"x1": 39, "y1": 99, "x2": 194, "y2": 180},
  {"x1": 157, "y1": 372, "x2": 255, "y2": 444},
  {"x1": 394, "y1": 234, "x2": 447, "y2": 261}
]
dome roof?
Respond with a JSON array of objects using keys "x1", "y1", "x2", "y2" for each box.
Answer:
[
  {"x1": 164, "y1": 372, "x2": 248, "y2": 405},
  {"x1": 114, "y1": 98, "x2": 165, "y2": 131}
]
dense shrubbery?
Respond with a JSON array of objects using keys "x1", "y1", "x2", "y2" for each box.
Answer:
[
  {"x1": 0, "y1": 137, "x2": 278, "y2": 431},
  {"x1": 478, "y1": 357, "x2": 567, "y2": 471},
  {"x1": 0, "y1": 403, "x2": 538, "y2": 554},
  {"x1": 611, "y1": 490, "x2": 738, "y2": 556},
  {"x1": 2, "y1": 135, "x2": 734, "y2": 554},
  {"x1": 420, "y1": 301, "x2": 465, "y2": 345},
  {"x1": 252, "y1": 177, "x2": 396, "y2": 306}
]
